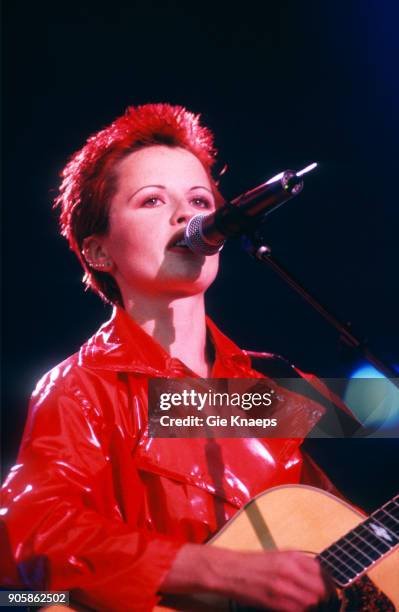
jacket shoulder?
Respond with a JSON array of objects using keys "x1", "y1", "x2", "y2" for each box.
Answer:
[
  {"x1": 32, "y1": 352, "x2": 80, "y2": 397},
  {"x1": 29, "y1": 349, "x2": 118, "y2": 419}
]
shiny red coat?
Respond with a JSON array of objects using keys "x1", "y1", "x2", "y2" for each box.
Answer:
[{"x1": 1, "y1": 308, "x2": 341, "y2": 611}]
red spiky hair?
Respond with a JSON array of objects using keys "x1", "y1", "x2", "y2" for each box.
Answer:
[{"x1": 54, "y1": 103, "x2": 219, "y2": 305}]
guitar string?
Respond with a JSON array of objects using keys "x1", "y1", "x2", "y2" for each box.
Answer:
[
  {"x1": 365, "y1": 515, "x2": 399, "y2": 543},
  {"x1": 320, "y1": 513, "x2": 394, "y2": 574},
  {"x1": 374, "y1": 498, "x2": 399, "y2": 511},
  {"x1": 375, "y1": 509, "x2": 399, "y2": 530},
  {"x1": 320, "y1": 533, "x2": 395, "y2": 587},
  {"x1": 320, "y1": 545, "x2": 361, "y2": 578},
  {"x1": 327, "y1": 536, "x2": 375, "y2": 567},
  {"x1": 376, "y1": 510, "x2": 399, "y2": 530},
  {"x1": 347, "y1": 528, "x2": 388, "y2": 556},
  {"x1": 374, "y1": 498, "x2": 399, "y2": 521},
  {"x1": 323, "y1": 543, "x2": 365, "y2": 573},
  {"x1": 333, "y1": 535, "x2": 374, "y2": 565},
  {"x1": 319, "y1": 565, "x2": 350, "y2": 587},
  {"x1": 319, "y1": 495, "x2": 399, "y2": 587},
  {"x1": 379, "y1": 508, "x2": 399, "y2": 526},
  {"x1": 372, "y1": 497, "x2": 399, "y2": 519},
  {"x1": 318, "y1": 555, "x2": 353, "y2": 585},
  {"x1": 325, "y1": 519, "x2": 391, "y2": 564},
  {"x1": 322, "y1": 526, "x2": 388, "y2": 578},
  {"x1": 360, "y1": 522, "x2": 394, "y2": 550}
]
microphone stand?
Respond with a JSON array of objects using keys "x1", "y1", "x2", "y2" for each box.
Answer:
[{"x1": 242, "y1": 231, "x2": 398, "y2": 382}]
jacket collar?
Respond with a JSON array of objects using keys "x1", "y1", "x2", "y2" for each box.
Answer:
[{"x1": 79, "y1": 306, "x2": 250, "y2": 375}]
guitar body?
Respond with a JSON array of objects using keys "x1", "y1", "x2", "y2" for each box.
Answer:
[
  {"x1": 43, "y1": 485, "x2": 398, "y2": 611},
  {"x1": 156, "y1": 485, "x2": 399, "y2": 611}
]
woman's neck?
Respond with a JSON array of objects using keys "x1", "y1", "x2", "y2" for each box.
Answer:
[{"x1": 122, "y1": 292, "x2": 212, "y2": 377}]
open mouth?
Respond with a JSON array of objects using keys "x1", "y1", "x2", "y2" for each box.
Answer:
[{"x1": 167, "y1": 231, "x2": 190, "y2": 251}]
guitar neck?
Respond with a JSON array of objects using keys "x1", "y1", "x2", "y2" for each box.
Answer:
[{"x1": 318, "y1": 494, "x2": 399, "y2": 587}]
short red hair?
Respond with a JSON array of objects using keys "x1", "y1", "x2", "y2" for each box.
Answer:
[{"x1": 55, "y1": 103, "x2": 219, "y2": 305}]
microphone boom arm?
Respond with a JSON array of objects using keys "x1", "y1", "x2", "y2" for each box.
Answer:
[{"x1": 243, "y1": 237, "x2": 398, "y2": 382}]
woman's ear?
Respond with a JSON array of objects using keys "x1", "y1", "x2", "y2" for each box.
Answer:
[{"x1": 82, "y1": 236, "x2": 114, "y2": 272}]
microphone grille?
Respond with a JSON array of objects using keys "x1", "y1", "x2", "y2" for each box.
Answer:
[{"x1": 185, "y1": 215, "x2": 224, "y2": 255}]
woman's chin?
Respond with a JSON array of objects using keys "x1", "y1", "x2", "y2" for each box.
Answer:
[{"x1": 162, "y1": 278, "x2": 214, "y2": 298}]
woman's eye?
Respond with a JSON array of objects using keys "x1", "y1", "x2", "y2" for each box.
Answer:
[
  {"x1": 191, "y1": 197, "x2": 213, "y2": 209},
  {"x1": 142, "y1": 197, "x2": 162, "y2": 207}
]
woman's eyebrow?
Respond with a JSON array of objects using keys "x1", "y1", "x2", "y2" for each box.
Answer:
[
  {"x1": 128, "y1": 184, "x2": 166, "y2": 201},
  {"x1": 188, "y1": 186, "x2": 213, "y2": 194},
  {"x1": 127, "y1": 184, "x2": 213, "y2": 202}
]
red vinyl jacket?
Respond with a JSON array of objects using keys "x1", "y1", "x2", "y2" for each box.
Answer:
[{"x1": 1, "y1": 307, "x2": 343, "y2": 611}]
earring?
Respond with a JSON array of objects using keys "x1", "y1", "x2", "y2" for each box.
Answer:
[
  {"x1": 81, "y1": 249, "x2": 112, "y2": 271},
  {"x1": 89, "y1": 261, "x2": 112, "y2": 271}
]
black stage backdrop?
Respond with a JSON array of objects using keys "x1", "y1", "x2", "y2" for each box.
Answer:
[{"x1": 2, "y1": 0, "x2": 399, "y2": 512}]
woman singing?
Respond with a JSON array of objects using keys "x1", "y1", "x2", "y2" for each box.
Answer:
[{"x1": 1, "y1": 104, "x2": 339, "y2": 611}]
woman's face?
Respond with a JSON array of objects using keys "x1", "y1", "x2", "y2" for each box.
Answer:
[{"x1": 92, "y1": 145, "x2": 220, "y2": 300}]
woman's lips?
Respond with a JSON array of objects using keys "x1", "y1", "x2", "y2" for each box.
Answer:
[
  {"x1": 168, "y1": 244, "x2": 195, "y2": 254},
  {"x1": 166, "y1": 230, "x2": 203, "y2": 257},
  {"x1": 167, "y1": 230, "x2": 184, "y2": 245},
  {"x1": 167, "y1": 230, "x2": 190, "y2": 252}
]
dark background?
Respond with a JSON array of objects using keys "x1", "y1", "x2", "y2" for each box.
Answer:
[{"x1": 2, "y1": 0, "x2": 398, "y2": 512}]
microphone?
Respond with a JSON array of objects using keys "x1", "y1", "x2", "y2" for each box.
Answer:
[{"x1": 184, "y1": 163, "x2": 318, "y2": 255}]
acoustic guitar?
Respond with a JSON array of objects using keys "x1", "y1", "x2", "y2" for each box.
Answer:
[
  {"x1": 44, "y1": 485, "x2": 399, "y2": 611},
  {"x1": 156, "y1": 485, "x2": 399, "y2": 611}
]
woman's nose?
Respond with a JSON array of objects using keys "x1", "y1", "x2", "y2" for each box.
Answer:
[{"x1": 170, "y1": 202, "x2": 196, "y2": 225}]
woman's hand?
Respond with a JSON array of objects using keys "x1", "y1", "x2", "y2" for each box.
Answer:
[
  {"x1": 160, "y1": 544, "x2": 336, "y2": 611},
  {"x1": 221, "y1": 549, "x2": 335, "y2": 611}
]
